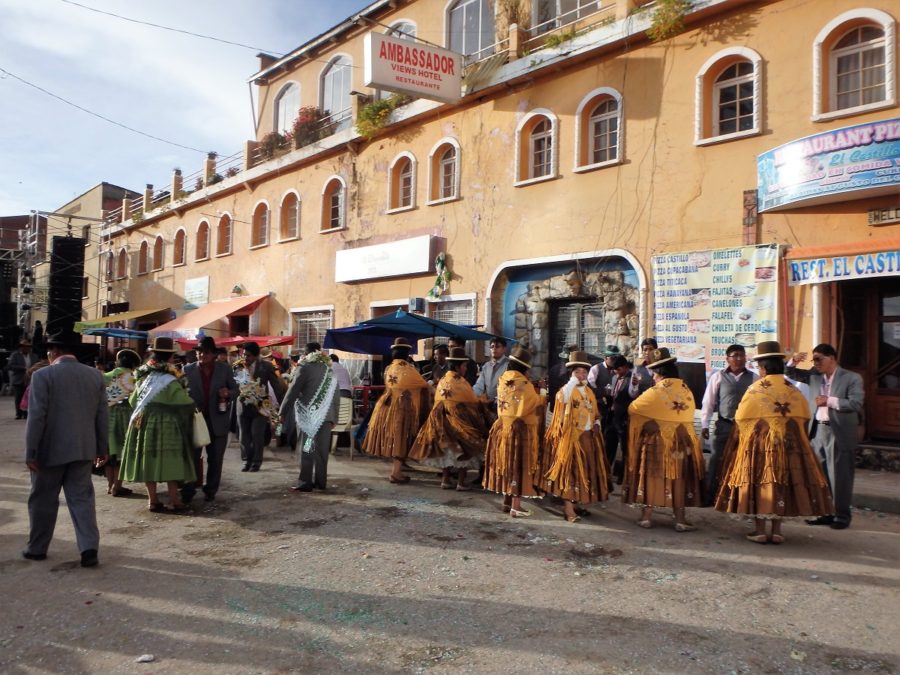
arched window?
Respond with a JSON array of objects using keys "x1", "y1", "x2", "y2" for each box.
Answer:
[
  {"x1": 251, "y1": 203, "x2": 269, "y2": 247},
  {"x1": 320, "y1": 56, "x2": 353, "y2": 131},
  {"x1": 515, "y1": 111, "x2": 558, "y2": 185},
  {"x1": 137, "y1": 241, "x2": 149, "y2": 275},
  {"x1": 116, "y1": 248, "x2": 128, "y2": 279},
  {"x1": 813, "y1": 9, "x2": 895, "y2": 119},
  {"x1": 388, "y1": 153, "x2": 416, "y2": 212},
  {"x1": 274, "y1": 82, "x2": 300, "y2": 135},
  {"x1": 428, "y1": 139, "x2": 460, "y2": 203},
  {"x1": 104, "y1": 252, "x2": 114, "y2": 281},
  {"x1": 216, "y1": 214, "x2": 232, "y2": 256},
  {"x1": 280, "y1": 192, "x2": 301, "y2": 240},
  {"x1": 173, "y1": 229, "x2": 186, "y2": 266},
  {"x1": 321, "y1": 177, "x2": 346, "y2": 231},
  {"x1": 447, "y1": 0, "x2": 496, "y2": 61},
  {"x1": 196, "y1": 221, "x2": 210, "y2": 261},
  {"x1": 575, "y1": 88, "x2": 623, "y2": 171},
  {"x1": 695, "y1": 48, "x2": 762, "y2": 144},
  {"x1": 152, "y1": 236, "x2": 164, "y2": 271}
]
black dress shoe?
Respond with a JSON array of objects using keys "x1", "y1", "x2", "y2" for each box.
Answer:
[
  {"x1": 806, "y1": 515, "x2": 835, "y2": 526},
  {"x1": 830, "y1": 521, "x2": 850, "y2": 530},
  {"x1": 241, "y1": 463, "x2": 251, "y2": 472},
  {"x1": 80, "y1": 549, "x2": 99, "y2": 567},
  {"x1": 290, "y1": 482, "x2": 314, "y2": 492},
  {"x1": 249, "y1": 464, "x2": 261, "y2": 472},
  {"x1": 22, "y1": 551, "x2": 47, "y2": 561}
]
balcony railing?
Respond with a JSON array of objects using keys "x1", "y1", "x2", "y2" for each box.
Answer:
[{"x1": 523, "y1": 2, "x2": 617, "y2": 52}]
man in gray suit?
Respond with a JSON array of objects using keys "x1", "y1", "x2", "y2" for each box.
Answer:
[
  {"x1": 235, "y1": 341, "x2": 286, "y2": 472},
  {"x1": 280, "y1": 342, "x2": 340, "y2": 492},
  {"x1": 787, "y1": 343, "x2": 864, "y2": 529},
  {"x1": 473, "y1": 337, "x2": 509, "y2": 410},
  {"x1": 183, "y1": 336, "x2": 238, "y2": 502},
  {"x1": 23, "y1": 330, "x2": 108, "y2": 567}
]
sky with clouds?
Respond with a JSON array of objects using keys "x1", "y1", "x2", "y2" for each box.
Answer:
[{"x1": 0, "y1": 0, "x2": 367, "y2": 215}]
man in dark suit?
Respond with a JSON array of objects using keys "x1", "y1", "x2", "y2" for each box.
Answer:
[
  {"x1": 604, "y1": 355, "x2": 639, "y2": 484},
  {"x1": 235, "y1": 341, "x2": 286, "y2": 472},
  {"x1": 280, "y1": 342, "x2": 340, "y2": 492},
  {"x1": 23, "y1": 330, "x2": 108, "y2": 567},
  {"x1": 8, "y1": 338, "x2": 37, "y2": 419},
  {"x1": 632, "y1": 337, "x2": 658, "y2": 395},
  {"x1": 183, "y1": 336, "x2": 238, "y2": 502},
  {"x1": 787, "y1": 344, "x2": 864, "y2": 529}
]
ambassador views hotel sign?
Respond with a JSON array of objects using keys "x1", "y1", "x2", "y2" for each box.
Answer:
[{"x1": 364, "y1": 32, "x2": 463, "y2": 104}]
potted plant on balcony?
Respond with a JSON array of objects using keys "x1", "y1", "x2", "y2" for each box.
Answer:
[
  {"x1": 355, "y1": 94, "x2": 412, "y2": 139},
  {"x1": 291, "y1": 106, "x2": 334, "y2": 149}
]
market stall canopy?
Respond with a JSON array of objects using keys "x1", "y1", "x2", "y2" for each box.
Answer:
[
  {"x1": 360, "y1": 310, "x2": 508, "y2": 342},
  {"x1": 74, "y1": 308, "x2": 167, "y2": 333},
  {"x1": 81, "y1": 327, "x2": 149, "y2": 340},
  {"x1": 175, "y1": 335, "x2": 294, "y2": 349},
  {"x1": 324, "y1": 325, "x2": 420, "y2": 355},
  {"x1": 150, "y1": 294, "x2": 268, "y2": 338}
]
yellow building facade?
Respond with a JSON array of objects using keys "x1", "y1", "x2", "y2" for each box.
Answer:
[{"x1": 102, "y1": 0, "x2": 900, "y2": 441}]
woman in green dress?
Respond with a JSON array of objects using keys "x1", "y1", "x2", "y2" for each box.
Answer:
[
  {"x1": 101, "y1": 348, "x2": 142, "y2": 496},
  {"x1": 120, "y1": 337, "x2": 196, "y2": 512}
]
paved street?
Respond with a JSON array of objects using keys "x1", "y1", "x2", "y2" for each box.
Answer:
[{"x1": 1, "y1": 400, "x2": 898, "y2": 674}]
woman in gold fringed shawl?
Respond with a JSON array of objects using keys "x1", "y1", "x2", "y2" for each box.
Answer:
[
  {"x1": 362, "y1": 337, "x2": 431, "y2": 484},
  {"x1": 409, "y1": 348, "x2": 489, "y2": 491},
  {"x1": 483, "y1": 345, "x2": 545, "y2": 517},
  {"x1": 542, "y1": 350, "x2": 609, "y2": 522},
  {"x1": 715, "y1": 341, "x2": 833, "y2": 544},
  {"x1": 623, "y1": 348, "x2": 705, "y2": 531}
]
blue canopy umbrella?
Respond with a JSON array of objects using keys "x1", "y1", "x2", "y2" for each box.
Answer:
[
  {"x1": 82, "y1": 327, "x2": 149, "y2": 340},
  {"x1": 359, "y1": 310, "x2": 507, "y2": 343},
  {"x1": 323, "y1": 325, "x2": 420, "y2": 356}
]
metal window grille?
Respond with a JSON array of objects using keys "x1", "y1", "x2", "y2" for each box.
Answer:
[
  {"x1": 293, "y1": 310, "x2": 333, "y2": 350},
  {"x1": 429, "y1": 299, "x2": 476, "y2": 357}
]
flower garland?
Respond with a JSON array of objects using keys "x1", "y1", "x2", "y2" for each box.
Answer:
[
  {"x1": 427, "y1": 252, "x2": 450, "y2": 299},
  {"x1": 136, "y1": 360, "x2": 182, "y2": 381}
]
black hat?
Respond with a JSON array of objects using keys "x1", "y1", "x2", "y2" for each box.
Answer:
[{"x1": 242, "y1": 341, "x2": 260, "y2": 356}]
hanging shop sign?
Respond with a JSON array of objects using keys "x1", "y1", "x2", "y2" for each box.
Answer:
[
  {"x1": 364, "y1": 32, "x2": 462, "y2": 104},
  {"x1": 184, "y1": 276, "x2": 209, "y2": 310},
  {"x1": 786, "y1": 249, "x2": 900, "y2": 286},
  {"x1": 651, "y1": 244, "x2": 780, "y2": 373},
  {"x1": 335, "y1": 234, "x2": 436, "y2": 283},
  {"x1": 757, "y1": 117, "x2": 900, "y2": 212}
]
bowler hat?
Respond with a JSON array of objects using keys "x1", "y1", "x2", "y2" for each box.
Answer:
[
  {"x1": 603, "y1": 345, "x2": 621, "y2": 357},
  {"x1": 646, "y1": 348, "x2": 677, "y2": 369},
  {"x1": 19, "y1": 338, "x2": 32, "y2": 347},
  {"x1": 391, "y1": 337, "x2": 413, "y2": 351},
  {"x1": 116, "y1": 349, "x2": 142, "y2": 369},
  {"x1": 242, "y1": 341, "x2": 260, "y2": 356},
  {"x1": 149, "y1": 336, "x2": 177, "y2": 353},
  {"x1": 509, "y1": 345, "x2": 532, "y2": 369},
  {"x1": 566, "y1": 351, "x2": 592, "y2": 369},
  {"x1": 446, "y1": 347, "x2": 468, "y2": 362},
  {"x1": 753, "y1": 341, "x2": 787, "y2": 360}
]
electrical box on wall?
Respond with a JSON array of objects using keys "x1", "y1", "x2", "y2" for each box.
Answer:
[{"x1": 409, "y1": 297, "x2": 425, "y2": 313}]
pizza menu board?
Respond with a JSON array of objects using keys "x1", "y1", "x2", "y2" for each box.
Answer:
[{"x1": 651, "y1": 244, "x2": 780, "y2": 373}]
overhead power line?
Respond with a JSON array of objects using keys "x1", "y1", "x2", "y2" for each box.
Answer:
[
  {"x1": 59, "y1": 0, "x2": 283, "y2": 54},
  {"x1": 0, "y1": 66, "x2": 208, "y2": 153}
]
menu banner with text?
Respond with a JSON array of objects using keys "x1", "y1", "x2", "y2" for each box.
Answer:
[{"x1": 652, "y1": 244, "x2": 780, "y2": 373}]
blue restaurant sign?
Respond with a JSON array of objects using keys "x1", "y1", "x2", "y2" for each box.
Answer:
[{"x1": 758, "y1": 117, "x2": 900, "y2": 211}]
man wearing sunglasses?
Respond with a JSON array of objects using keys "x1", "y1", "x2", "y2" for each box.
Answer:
[{"x1": 787, "y1": 344, "x2": 864, "y2": 530}]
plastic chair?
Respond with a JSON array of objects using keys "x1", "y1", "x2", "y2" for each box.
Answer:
[{"x1": 330, "y1": 396, "x2": 354, "y2": 459}]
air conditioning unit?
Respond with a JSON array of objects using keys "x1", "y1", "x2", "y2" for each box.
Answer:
[{"x1": 409, "y1": 297, "x2": 425, "y2": 313}]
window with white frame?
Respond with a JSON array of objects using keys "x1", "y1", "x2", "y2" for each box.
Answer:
[
  {"x1": 274, "y1": 82, "x2": 300, "y2": 135},
  {"x1": 812, "y1": 9, "x2": 895, "y2": 120},
  {"x1": 320, "y1": 56, "x2": 352, "y2": 131},
  {"x1": 322, "y1": 177, "x2": 346, "y2": 231},
  {"x1": 589, "y1": 99, "x2": 618, "y2": 164},
  {"x1": 280, "y1": 192, "x2": 300, "y2": 240},
  {"x1": 389, "y1": 154, "x2": 416, "y2": 211},
  {"x1": 428, "y1": 298, "x2": 477, "y2": 356},
  {"x1": 695, "y1": 48, "x2": 762, "y2": 144},
  {"x1": 714, "y1": 61, "x2": 755, "y2": 136},
  {"x1": 447, "y1": 0, "x2": 496, "y2": 61},
  {"x1": 216, "y1": 214, "x2": 232, "y2": 256},
  {"x1": 251, "y1": 203, "x2": 269, "y2": 248},
  {"x1": 196, "y1": 221, "x2": 210, "y2": 261},
  {"x1": 173, "y1": 229, "x2": 186, "y2": 265},
  {"x1": 831, "y1": 25, "x2": 886, "y2": 111},
  {"x1": 428, "y1": 141, "x2": 460, "y2": 203},
  {"x1": 152, "y1": 236, "x2": 164, "y2": 271},
  {"x1": 575, "y1": 88, "x2": 622, "y2": 170},
  {"x1": 137, "y1": 241, "x2": 149, "y2": 275},
  {"x1": 292, "y1": 309, "x2": 333, "y2": 350},
  {"x1": 516, "y1": 112, "x2": 557, "y2": 184}
]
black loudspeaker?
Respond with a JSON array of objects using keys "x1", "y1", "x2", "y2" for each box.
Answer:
[{"x1": 47, "y1": 236, "x2": 86, "y2": 335}]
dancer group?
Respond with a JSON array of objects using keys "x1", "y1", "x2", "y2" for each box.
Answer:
[{"x1": 363, "y1": 336, "x2": 837, "y2": 544}]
